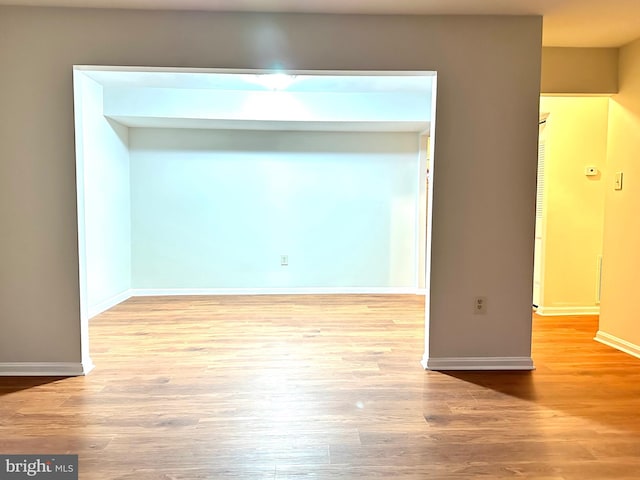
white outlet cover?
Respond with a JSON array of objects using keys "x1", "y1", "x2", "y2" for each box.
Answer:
[{"x1": 585, "y1": 166, "x2": 598, "y2": 176}]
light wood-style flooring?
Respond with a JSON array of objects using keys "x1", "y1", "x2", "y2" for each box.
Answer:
[{"x1": 2, "y1": 295, "x2": 640, "y2": 479}]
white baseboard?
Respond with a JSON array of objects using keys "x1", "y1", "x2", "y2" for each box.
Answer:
[
  {"x1": 0, "y1": 361, "x2": 93, "y2": 376},
  {"x1": 594, "y1": 331, "x2": 640, "y2": 360},
  {"x1": 131, "y1": 287, "x2": 426, "y2": 296},
  {"x1": 421, "y1": 355, "x2": 535, "y2": 371},
  {"x1": 88, "y1": 289, "x2": 132, "y2": 319},
  {"x1": 534, "y1": 305, "x2": 600, "y2": 316}
]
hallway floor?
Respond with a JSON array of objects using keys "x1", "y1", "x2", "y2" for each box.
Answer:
[{"x1": 1, "y1": 295, "x2": 639, "y2": 479}]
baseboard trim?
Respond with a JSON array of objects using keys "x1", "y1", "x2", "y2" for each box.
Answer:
[
  {"x1": 88, "y1": 289, "x2": 132, "y2": 319},
  {"x1": 534, "y1": 305, "x2": 600, "y2": 316},
  {"x1": 131, "y1": 287, "x2": 426, "y2": 296},
  {"x1": 0, "y1": 362, "x2": 93, "y2": 376},
  {"x1": 594, "y1": 331, "x2": 640, "y2": 360},
  {"x1": 421, "y1": 356, "x2": 535, "y2": 371}
]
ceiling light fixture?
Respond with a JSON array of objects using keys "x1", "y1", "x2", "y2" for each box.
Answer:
[{"x1": 243, "y1": 73, "x2": 298, "y2": 91}]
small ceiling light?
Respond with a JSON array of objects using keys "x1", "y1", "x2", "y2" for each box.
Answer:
[{"x1": 243, "y1": 73, "x2": 298, "y2": 91}]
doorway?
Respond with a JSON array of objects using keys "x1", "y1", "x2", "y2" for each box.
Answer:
[{"x1": 73, "y1": 67, "x2": 438, "y2": 371}]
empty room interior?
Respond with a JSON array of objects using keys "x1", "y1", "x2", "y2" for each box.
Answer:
[
  {"x1": 74, "y1": 68, "x2": 434, "y2": 319},
  {"x1": 2, "y1": 2, "x2": 640, "y2": 479}
]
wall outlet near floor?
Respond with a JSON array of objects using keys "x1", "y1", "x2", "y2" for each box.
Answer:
[
  {"x1": 474, "y1": 296, "x2": 487, "y2": 315},
  {"x1": 280, "y1": 255, "x2": 289, "y2": 266}
]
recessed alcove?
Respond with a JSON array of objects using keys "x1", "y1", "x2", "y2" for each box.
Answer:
[{"x1": 73, "y1": 67, "x2": 437, "y2": 326}]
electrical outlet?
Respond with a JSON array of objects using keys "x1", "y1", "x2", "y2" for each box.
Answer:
[
  {"x1": 280, "y1": 255, "x2": 288, "y2": 266},
  {"x1": 474, "y1": 296, "x2": 487, "y2": 315}
]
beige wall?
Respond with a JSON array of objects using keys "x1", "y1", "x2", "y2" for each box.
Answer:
[
  {"x1": 537, "y1": 97, "x2": 608, "y2": 314},
  {"x1": 598, "y1": 37, "x2": 640, "y2": 352},
  {"x1": 0, "y1": 8, "x2": 542, "y2": 372},
  {"x1": 542, "y1": 47, "x2": 618, "y2": 94}
]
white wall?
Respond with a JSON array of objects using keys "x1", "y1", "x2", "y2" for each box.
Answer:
[
  {"x1": 597, "y1": 36, "x2": 640, "y2": 357},
  {"x1": 75, "y1": 73, "x2": 131, "y2": 318},
  {"x1": 541, "y1": 47, "x2": 618, "y2": 94},
  {"x1": 535, "y1": 96, "x2": 608, "y2": 315},
  {"x1": 104, "y1": 87, "x2": 432, "y2": 125},
  {"x1": 0, "y1": 9, "x2": 541, "y2": 373},
  {"x1": 129, "y1": 129, "x2": 419, "y2": 291}
]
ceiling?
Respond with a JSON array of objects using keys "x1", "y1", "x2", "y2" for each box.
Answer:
[
  {"x1": 82, "y1": 69, "x2": 434, "y2": 92},
  {"x1": 81, "y1": 68, "x2": 433, "y2": 132},
  {"x1": 82, "y1": 66, "x2": 434, "y2": 93},
  {"x1": 2, "y1": 0, "x2": 640, "y2": 47}
]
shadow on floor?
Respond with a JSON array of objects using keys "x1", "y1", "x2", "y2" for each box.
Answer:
[
  {"x1": 438, "y1": 357, "x2": 640, "y2": 434},
  {"x1": 0, "y1": 377, "x2": 68, "y2": 396},
  {"x1": 442, "y1": 370, "x2": 537, "y2": 401}
]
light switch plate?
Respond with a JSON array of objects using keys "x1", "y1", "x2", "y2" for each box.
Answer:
[{"x1": 615, "y1": 171, "x2": 624, "y2": 190}]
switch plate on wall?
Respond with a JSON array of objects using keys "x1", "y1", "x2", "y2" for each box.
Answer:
[{"x1": 615, "y1": 171, "x2": 624, "y2": 190}]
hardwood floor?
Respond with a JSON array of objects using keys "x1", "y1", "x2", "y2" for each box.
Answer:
[{"x1": 2, "y1": 295, "x2": 640, "y2": 479}]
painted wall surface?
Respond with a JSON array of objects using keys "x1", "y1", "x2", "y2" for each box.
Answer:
[
  {"x1": 130, "y1": 129, "x2": 419, "y2": 290},
  {"x1": 599, "y1": 37, "x2": 640, "y2": 348},
  {"x1": 75, "y1": 74, "x2": 131, "y2": 317},
  {"x1": 537, "y1": 97, "x2": 608, "y2": 314},
  {"x1": 104, "y1": 87, "x2": 432, "y2": 125},
  {"x1": 0, "y1": 9, "x2": 541, "y2": 369},
  {"x1": 541, "y1": 47, "x2": 618, "y2": 94}
]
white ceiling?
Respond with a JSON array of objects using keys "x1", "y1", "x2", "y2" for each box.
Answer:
[
  {"x1": 82, "y1": 69, "x2": 435, "y2": 92},
  {"x1": 3, "y1": 0, "x2": 640, "y2": 47},
  {"x1": 81, "y1": 68, "x2": 433, "y2": 132}
]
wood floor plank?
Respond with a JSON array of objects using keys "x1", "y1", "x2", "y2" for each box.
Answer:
[{"x1": 1, "y1": 295, "x2": 640, "y2": 479}]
